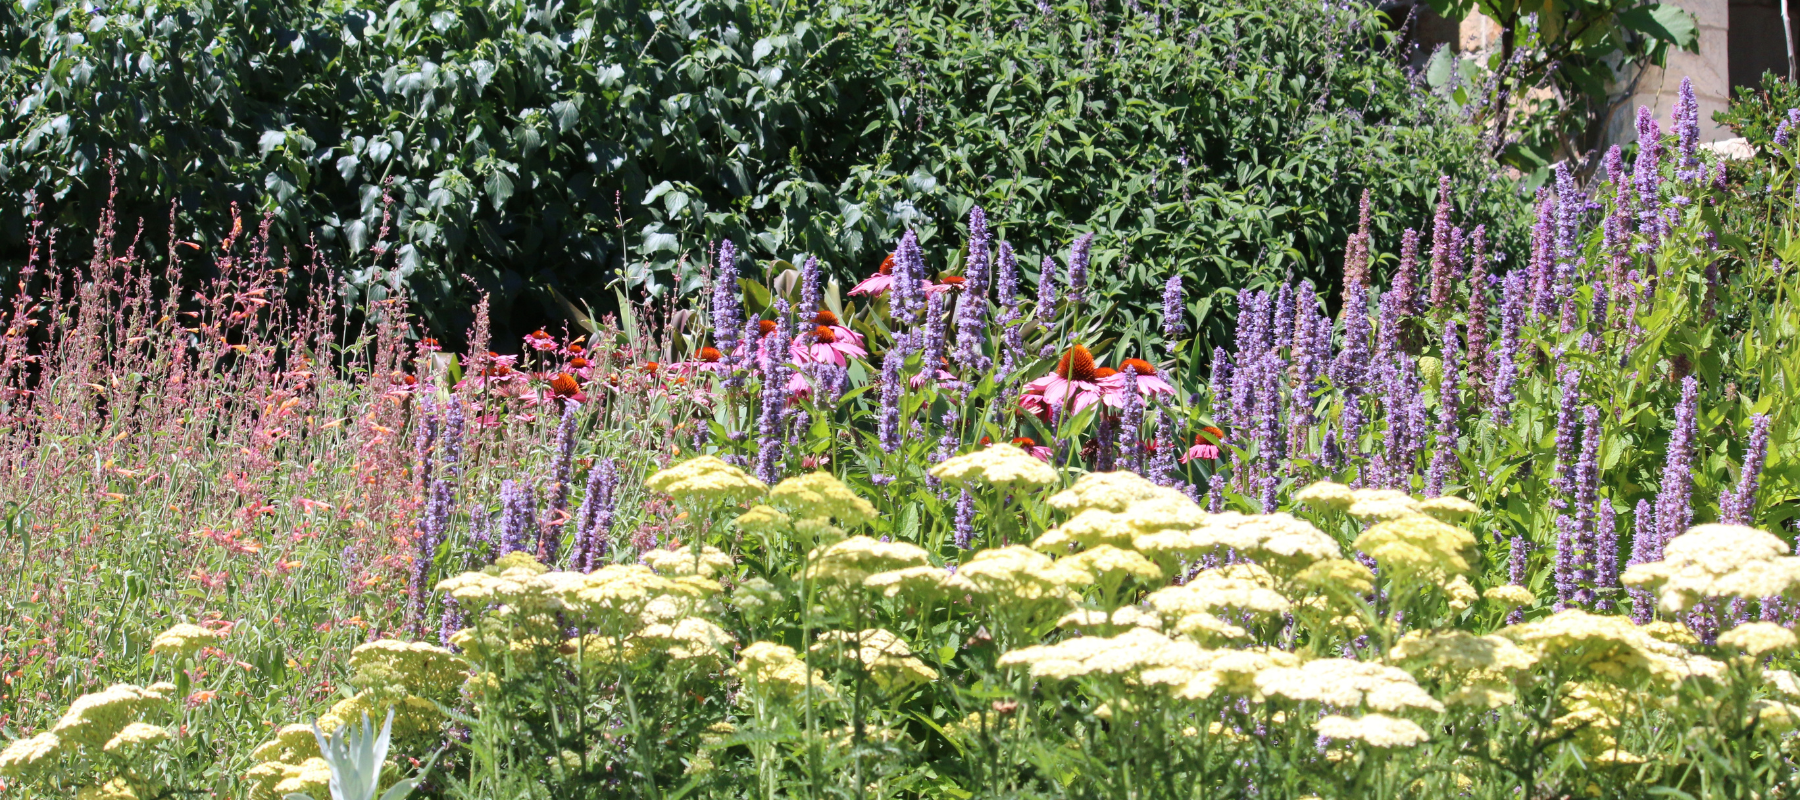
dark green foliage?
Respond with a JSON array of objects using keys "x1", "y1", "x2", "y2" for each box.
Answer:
[{"x1": 0, "y1": 0, "x2": 1520, "y2": 347}]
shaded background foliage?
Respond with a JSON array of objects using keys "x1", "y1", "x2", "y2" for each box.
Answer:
[{"x1": 0, "y1": 0, "x2": 1523, "y2": 350}]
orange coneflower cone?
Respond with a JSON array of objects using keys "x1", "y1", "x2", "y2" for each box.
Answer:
[
  {"x1": 550, "y1": 373, "x2": 580, "y2": 397},
  {"x1": 698, "y1": 346, "x2": 724, "y2": 362},
  {"x1": 1056, "y1": 345, "x2": 1099, "y2": 382},
  {"x1": 1094, "y1": 367, "x2": 1117, "y2": 379},
  {"x1": 812, "y1": 325, "x2": 838, "y2": 343},
  {"x1": 1119, "y1": 357, "x2": 1158, "y2": 376},
  {"x1": 758, "y1": 320, "x2": 777, "y2": 337},
  {"x1": 815, "y1": 309, "x2": 840, "y2": 326},
  {"x1": 879, "y1": 253, "x2": 895, "y2": 275},
  {"x1": 938, "y1": 275, "x2": 967, "y2": 286}
]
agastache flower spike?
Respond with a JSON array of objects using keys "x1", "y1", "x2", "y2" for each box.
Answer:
[
  {"x1": 1392, "y1": 228, "x2": 1421, "y2": 318},
  {"x1": 410, "y1": 477, "x2": 451, "y2": 635},
  {"x1": 1571, "y1": 405, "x2": 1602, "y2": 606},
  {"x1": 1507, "y1": 534, "x2": 1531, "y2": 624},
  {"x1": 1464, "y1": 225, "x2": 1490, "y2": 399},
  {"x1": 1594, "y1": 501, "x2": 1619, "y2": 612},
  {"x1": 921, "y1": 292, "x2": 950, "y2": 386},
  {"x1": 1528, "y1": 190, "x2": 1556, "y2": 319},
  {"x1": 1627, "y1": 499, "x2": 1657, "y2": 623},
  {"x1": 955, "y1": 207, "x2": 992, "y2": 372},
  {"x1": 1425, "y1": 324, "x2": 1461, "y2": 497},
  {"x1": 1553, "y1": 162, "x2": 1581, "y2": 282},
  {"x1": 1036, "y1": 255, "x2": 1059, "y2": 321},
  {"x1": 1720, "y1": 413, "x2": 1772, "y2": 525},
  {"x1": 1066, "y1": 233, "x2": 1095, "y2": 307},
  {"x1": 996, "y1": 241, "x2": 1021, "y2": 323},
  {"x1": 541, "y1": 403, "x2": 577, "y2": 564},
  {"x1": 1118, "y1": 365, "x2": 1145, "y2": 474},
  {"x1": 953, "y1": 489, "x2": 976, "y2": 549},
  {"x1": 573, "y1": 457, "x2": 619, "y2": 572},
  {"x1": 878, "y1": 345, "x2": 905, "y2": 453},
  {"x1": 1633, "y1": 107, "x2": 1665, "y2": 250},
  {"x1": 1673, "y1": 77, "x2": 1702, "y2": 182},
  {"x1": 498, "y1": 479, "x2": 537, "y2": 557},
  {"x1": 1653, "y1": 375, "x2": 1700, "y2": 551},
  {"x1": 756, "y1": 300, "x2": 794, "y2": 484},
  {"x1": 1550, "y1": 368, "x2": 1582, "y2": 508},
  {"x1": 1491, "y1": 269, "x2": 1526, "y2": 423},
  {"x1": 1426, "y1": 176, "x2": 1455, "y2": 318},
  {"x1": 1161, "y1": 275, "x2": 1186, "y2": 353},
  {"x1": 1274, "y1": 283, "x2": 1296, "y2": 352},
  {"x1": 1151, "y1": 407, "x2": 1182, "y2": 487},
  {"x1": 799, "y1": 255, "x2": 822, "y2": 323},
  {"x1": 712, "y1": 240, "x2": 743, "y2": 358},
  {"x1": 1333, "y1": 190, "x2": 1374, "y2": 391},
  {"x1": 892, "y1": 230, "x2": 928, "y2": 326}
]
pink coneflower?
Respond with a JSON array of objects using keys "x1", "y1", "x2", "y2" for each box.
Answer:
[
  {"x1": 792, "y1": 311, "x2": 867, "y2": 366},
  {"x1": 1181, "y1": 426, "x2": 1225, "y2": 463},
  {"x1": 926, "y1": 275, "x2": 965, "y2": 295},
  {"x1": 669, "y1": 346, "x2": 730, "y2": 376},
  {"x1": 524, "y1": 329, "x2": 559, "y2": 352},
  {"x1": 1102, "y1": 358, "x2": 1177, "y2": 401},
  {"x1": 1020, "y1": 344, "x2": 1109, "y2": 419},
  {"x1": 849, "y1": 254, "x2": 898, "y2": 296}
]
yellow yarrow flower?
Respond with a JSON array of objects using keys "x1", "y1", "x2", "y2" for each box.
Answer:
[
  {"x1": 101, "y1": 723, "x2": 169, "y2": 755},
  {"x1": 1418, "y1": 496, "x2": 1479, "y2": 521},
  {"x1": 1503, "y1": 609, "x2": 1723, "y2": 684},
  {"x1": 1345, "y1": 489, "x2": 1424, "y2": 522},
  {"x1": 1389, "y1": 630, "x2": 1537, "y2": 673},
  {"x1": 250, "y1": 723, "x2": 320, "y2": 763},
  {"x1": 734, "y1": 642, "x2": 833, "y2": 699},
  {"x1": 1621, "y1": 524, "x2": 1800, "y2": 613},
  {"x1": 1047, "y1": 471, "x2": 1165, "y2": 513},
  {"x1": 645, "y1": 456, "x2": 768, "y2": 504},
  {"x1": 804, "y1": 536, "x2": 932, "y2": 586},
  {"x1": 1254, "y1": 658, "x2": 1444, "y2": 713},
  {"x1": 1353, "y1": 514, "x2": 1478, "y2": 582},
  {"x1": 948, "y1": 545, "x2": 1093, "y2": 603},
  {"x1": 1294, "y1": 481, "x2": 1356, "y2": 512},
  {"x1": 734, "y1": 504, "x2": 792, "y2": 536},
  {"x1": 348, "y1": 639, "x2": 466, "y2": 697},
  {"x1": 1314, "y1": 713, "x2": 1429, "y2": 748},
  {"x1": 1058, "y1": 544, "x2": 1164, "y2": 583},
  {"x1": 50, "y1": 684, "x2": 167, "y2": 747},
  {"x1": 1293, "y1": 558, "x2": 1375, "y2": 596},
  {"x1": 149, "y1": 623, "x2": 221, "y2": 659},
  {"x1": 0, "y1": 732, "x2": 65, "y2": 778},
  {"x1": 862, "y1": 565, "x2": 953, "y2": 599},
  {"x1": 929, "y1": 443, "x2": 1058, "y2": 490},
  {"x1": 76, "y1": 777, "x2": 139, "y2": 800},
  {"x1": 1483, "y1": 584, "x2": 1534, "y2": 608},
  {"x1": 1719, "y1": 622, "x2": 1798, "y2": 657},
  {"x1": 1146, "y1": 567, "x2": 1291, "y2": 618},
  {"x1": 812, "y1": 629, "x2": 939, "y2": 689},
  {"x1": 641, "y1": 545, "x2": 736, "y2": 579},
  {"x1": 999, "y1": 627, "x2": 1209, "y2": 681},
  {"x1": 769, "y1": 472, "x2": 876, "y2": 526},
  {"x1": 270, "y1": 757, "x2": 332, "y2": 797}
]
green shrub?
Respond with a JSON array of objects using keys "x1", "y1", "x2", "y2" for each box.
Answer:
[{"x1": 0, "y1": 0, "x2": 1519, "y2": 348}]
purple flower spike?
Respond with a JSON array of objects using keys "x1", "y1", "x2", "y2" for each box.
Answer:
[
  {"x1": 1118, "y1": 366, "x2": 1145, "y2": 474},
  {"x1": 1654, "y1": 376, "x2": 1700, "y2": 550},
  {"x1": 955, "y1": 207, "x2": 993, "y2": 373},
  {"x1": 1633, "y1": 107, "x2": 1665, "y2": 250},
  {"x1": 953, "y1": 489, "x2": 976, "y2": 549},
  {"x1": 499, "y1": 479, "x2": 537, "y2": 557},
  {"x1": 922, "y1": 292, "x2": 950, "y2": 385},
  {"x1": 1392, "y1": 228, "x2": 1421, "y2": 318},
  {"x1": 713, "y1": 240, "x2": 743, "y2": 356},
  {"x1": 1162, "y1": 275, "x2": 1186, "y2": 352},
  {"x1": 1628, "y1": 499, "x2": 1658, "y2": 623},
  {"x1": 574, "y1": 457, "x2": 620, "y2": 572},
  {"x1": 1550, "y1": 368, "x2": 1582, "y2": 508},
  {"x1": 800, "y1": 255, "x2": 822, "y2": 323},
  {"x1": 541, "y1": 403, "x2": 577, "y2": 564},
  {"x1": 1721, "y1": 413, "x2": 1773, "y2": 525},
  {"x1": 1491, "y1": 269, "x2": 1526, "y2": 423},
  {"x1": 996, "y1": 241, "x2": 1021, "y2": 324},
  {"x1": 1036, "y1": 255, "x2": 1059, "y2": 321},
  {"x1": 755, "y1": 300, "x2": 794, "y2": 484},
  {"x1": 1067, "y1": 233, "x2": 1095, "y2": 307},
  {"x1": 1426, "y1": 176, "x2": 1455, "y2": 318},
  {"x1": 1464, "y1": 225, "x2": 1490, "y2": 399},
  {"x1": 1673, "y1": 77, "x2": 1702, "y2": 183},
  {"x1": 878, "y1": 345, "x2": 905, "y2": 453},
  {"x1": 1426, "y1": 324, "x2": 1461, "y2": 497},
  {"x1": 1528, "y1": 190, "x2": 1556, "y2": 319},
  {"x1": 893, "y1": 230, "x2": 928, "y2": 326},
  {"x1": 1595, "y1": 501, "x2": 1619, "y2": 612}
]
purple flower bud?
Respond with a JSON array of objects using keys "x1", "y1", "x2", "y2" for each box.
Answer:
[
  {"x1": 1594, "y1": 500, "x2": 1619, "y2": 612},
  {"x1": 712, "y1": 240, "x2": 743, "y2": 356},
  {"x1": 1151, "y1": 407, "x2": 1182, "y2": 487},
  {"x1": 878, "y1": 345, "x2": 905, "y2": 454},
  {"x1": 1491, "y1": 269, "x2": 1526, "y2": 423},
  {"x1": 1118, "y1": 366, "x2": 1145, "y2": 475},
  {"x1": 439, "y1": 593, "x2": 463, "y2": 649},
  {"x1": 410, "y1": 477, "x2": 451, "y2": 635},
  {"x1": 893, "y1": 230, "x2": 928, "y2": 326},
  {"x1": 1634, "y1": 107, "x2": 1665, "y2": 250},
  {"x1": 1392, "y1": 228, "x2": 1421, "y2": 318},
  {"x1": 443, "y1": 398, "x2": 467, "y2": 483},
  {"x1": 955, "y1": 207, "x2": 993, "y2": 373},
  {"x1": 1721, "y1": 413, "x2": 1773, "y2": 525},
  {"x1": 1463, "y1": 226, "x2": 1491, "y2": 397},
  {"x1": 1528, "y1": 190, "x2": 1556, "y2": 319},
  {"x1": 1778, "y1": 114, "x2": 1795, "y2": 148},
  {"x1": 921, "y1": 291, "x2": 950, "y2": 385},
  {"x1": 1207, "y1": 472, "x2": 1225, "y2": 513},
  {"x1": 1507, "y1": 534, "x2": 1531, "y2": 624},
  {"x1": 1274, "y1": 283, "x2": 1296, "y2": 352},
  {"x1": 1550, "y1": 367, "x2": 1582, "y2": 507}
]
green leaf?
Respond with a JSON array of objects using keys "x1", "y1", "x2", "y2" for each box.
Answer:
[{"x1": 1617, "y1": 5, "x2": 1698, "y2": 50}]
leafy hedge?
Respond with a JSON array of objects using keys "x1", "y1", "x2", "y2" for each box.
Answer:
[{"x1": 0, "y1": 0, "x2": 1520, "y2": 347}]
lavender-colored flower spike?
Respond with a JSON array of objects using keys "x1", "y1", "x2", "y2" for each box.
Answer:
[
  {"x1": 1161, "y1": 275, "x2": 1186, "y2": 351},
  {"x1": 996, "y1": 241, "x2": 1021, "y2": 323},
  {"x1": 1633, "y1": 107, "x2": 1665, "y2": 250},
  {"x1": 573, "y1": 457, "x2": 620, "y2": 572},
  {"x1": 1273, "y1": 283, "x2": 1296, "y2": 352},
  {"x1": 756, "y1": 300, "x2": 794, "y2": 484},
  {"x1": 1507, "y1": 534, "x2": 1531, "y2": 624},
  {"x1": 439, "y1": 593, "x2": 463, "y2": 649},
  {"x1": 1066, "y1": 233, "x2": 1095, "y2": 307},
  {"x1": 892, "y1": 230, "x2": 928, "y2": 326},
  {"x1": 921, "y1": 292, "x2": 950, "y2": 385},
  {"x1": 414, "y1": 396, "x2": 440, "y2": 487},
  {"x1": 712, "y1": 240, "x2": 743, "y2": 355},
  {"x1": 1036, "y1": 255, "x2": 1060, "y2": 321},
  {"x1": 878, "y1": 346, "x2": 905, "y2": 453},
  {"x1": 1570, "y1": 405, "x2": 1602, "y2": 606},
  {"x1": 1594, "y1": 501, "x2": 1619, "y2": 612},
  {"x1": 540, "y1": 403, "x2": 578, "y2": 564},
  {"x1": 799, "y1": 255, "x2": 823, "y2": 323},
  {"x1": 498, "y1": 479, "x2": 537, "y2": 557},
  {"x1": 1653, "y1": 376, "x2": 1700, "y2": 551},
  {"x1": 1721, "y1": 413, "x2": 1773, "y2": 525},
  {"x1": 1553, "y1": 162, "x2": 1581, "y2": 303},
  {"x1": 1778, "y1": 112, "x2": 1796, "y2": 148},
  {"x1": 1151, "y1": 407, "x2": 1182, "y2": 487},
  {"x1": 1602, "y1": 145, "x2": 1633, "y2": 299},
  {"x1": 1334, "y1": 190, "x2": 1375, "y2": 392},
  {"x1": 1491, "y1": 269, "x2": 1526, "y2": 423},
  {"x1": 953, "y1": 489, "x2": 976, "y2": 549},
  {"x1": 1527, "y1": 190, "x2": 1556, "y2": 319},
  {"x1": 1550, "y1": 367, "x2": 1582, "y2": 508},
  {"x1": 410, "y1": 477, "x2": 452, "y2": 635},
  {"x1": 1426, "y1": 176, "x2": 1455, "y2": 318},
  {"x1": 443, "y1": 398, "x2": 468, "y2": 483},
  {"x1": 1673, "y1": 77, "x2": 1701, "y2": 182},
  {"x1": 1210, "y1": 347, "x2": 1233, "y2": 411},
  {"x1": 1426, "y1": 324, "x2": 1461, "y2": 497},
  {"x1": 955, "y1": 207, "x2": 992, "y2": 372},
  {"x1": 1464, "y1": 225, "x2": 1490, "y2": 400},
  {"x1": 1392, "y1": 228, "x2": 1421, "y2": 318},
  {"x1": 1118, "y1": 366, "x2": 1145, "y2": 474},
  {"x1": 1627, "y1": 499, "x2": 1658, "y2": 623},
  {"x1": 1553, "y1": 512, "x2": 1579, "y2": 610}
]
